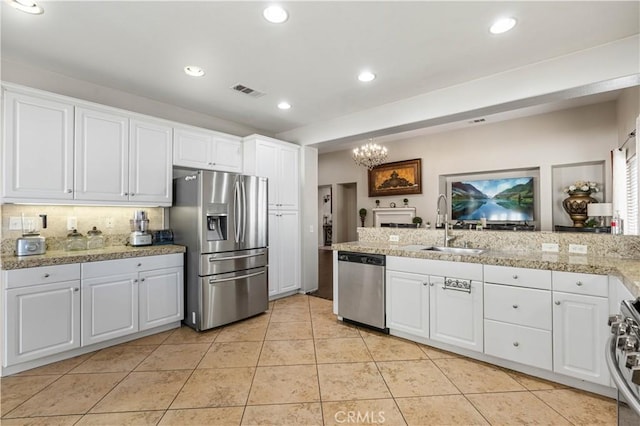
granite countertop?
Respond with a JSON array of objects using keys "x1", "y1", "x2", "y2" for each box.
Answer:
[
  {"x1": 1, "y1": 244, "x2": 186, "y2": 270},
  {"x1": 333, "y1": 241, "x2": 640, "y2": 297}
]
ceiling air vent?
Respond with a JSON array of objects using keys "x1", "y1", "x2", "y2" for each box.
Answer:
[{"x1": 231, "y1": 83, "x2": 265, "y2": 98}]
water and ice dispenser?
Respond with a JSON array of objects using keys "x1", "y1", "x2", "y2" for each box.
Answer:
[{"x1": 206, "y1": 215, "x2": 228, "y2": 241}]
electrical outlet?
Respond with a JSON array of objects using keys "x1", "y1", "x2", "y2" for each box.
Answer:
[
  {"x1": 541, "y1": 243, "x2": 559, "y2": 252},
  {"x1": 105, "y1": 218, "x2": 114, "y2": 228},
  {"x1": 67, "y1": 216, "x2": 77, "y2": 230},
  {"x1": 569, "y1": 244, "x2": 588, "y2": 254},
  {"x1": 9, "y1": 217, "x2": 22, "y2": 230},
  {"x1": 389, "y1": 235, "x2": 399, "y2": 242}
]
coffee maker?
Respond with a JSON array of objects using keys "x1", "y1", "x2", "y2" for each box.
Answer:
[{"x1": 129, "y1": 210, "x2": 152, "y2": 246}]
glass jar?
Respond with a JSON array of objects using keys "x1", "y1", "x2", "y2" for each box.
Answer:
[
  {"x1": 86, "y1": 226, "x2": 104, "y2": 249},
  {"x1": 65, "y1": 229, "x2": 87, "y2": 251}
]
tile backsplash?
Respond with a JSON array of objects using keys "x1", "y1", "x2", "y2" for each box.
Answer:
[{"x1": 1, "y1": 205, "x2": 164, "y2": 254}]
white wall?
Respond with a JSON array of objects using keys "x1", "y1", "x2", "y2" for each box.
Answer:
[{"x1": 319, "y1": 101, "x2": 620, "y2": 232}]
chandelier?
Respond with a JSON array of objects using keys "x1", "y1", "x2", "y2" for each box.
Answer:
[{"x1": 352, "y1": 140, "x2": 388, "y2": 169}]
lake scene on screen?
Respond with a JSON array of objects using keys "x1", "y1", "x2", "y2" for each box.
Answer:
[{"x1": 451, "y1": 177, "x2": 534, "y2": 221}]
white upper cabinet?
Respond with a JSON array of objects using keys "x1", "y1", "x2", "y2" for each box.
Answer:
[
  {"x1": 74, "y1": 106, "x2": 130, "y2": 202},
  {"x1": 2, "y1": 84, "x2": 173, "y2": 206},
  {"x1": 2, "y1": 88, "x2": 74, "y2": 201},
  {"x1": 173, "y1": 126, "x2": 242, "y2": 173},
  {"x1": 243, "y1": 134, "x2": 300, "y2": 210},
  {"x1": 129, "y1": 118, "x2": 172, "y2": 205}
]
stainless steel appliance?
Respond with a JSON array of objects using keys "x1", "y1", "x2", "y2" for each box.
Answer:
[
  {"x1": 15, "y1": 213, "x2": 46, "y2": 256},
  {"x1": 337, "y1": 251, "x2": 387, "y2": 332},
  {"x1": 170, "y1": 170, "x2": 269, "y2": 331},
  {"x1": 129, "y1": 210, "x2": 152, "y2": 246},
  {"x1": 607, "y1": 298, "x2": 640, "y2": 425}
]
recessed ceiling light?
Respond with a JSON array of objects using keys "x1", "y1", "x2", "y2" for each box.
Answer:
[
  {"x1": 10, "y1": 0, "x2": 44, "y2": 14},
  {"x1": 184, "y1": 66, "x2": 205, "y2": 77},
  {"x1": 277, "y1": 101, "x2": 291, "y2": 110},
  {"x1": 358, "y1": 71, "x2": 376, "y2": 82},
  {"x1": 263, "y1": 5, "x2": 288, "y2": 24},
  {"x1": 490, "y1": 17, "x2": 517, "y2": 34}
]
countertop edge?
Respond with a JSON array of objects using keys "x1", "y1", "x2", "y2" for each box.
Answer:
[{"x1": 1, "y1": 245, "x2": 186, "y2": 270}]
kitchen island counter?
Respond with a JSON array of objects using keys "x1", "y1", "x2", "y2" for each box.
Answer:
[
  {"x1": 332, "y1": 240, "x2": 640, "y2": 297},
  {"x1": 1, "y1": 244, "x2": 185, "y2": 270}
]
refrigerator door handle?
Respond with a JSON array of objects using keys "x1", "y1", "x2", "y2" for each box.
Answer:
[
  {"x1": 208, "y1": 270, "x2": 265, "y2": 284},
  {"x1": 234, "y1": 179, "x2": 241, "y2": 243},
  {"x1": 240, "y1": 179, "x2": 247, "y2": 243},
  {"x1": 208, "y1": 252, "x2": 265, "y2": 262}
]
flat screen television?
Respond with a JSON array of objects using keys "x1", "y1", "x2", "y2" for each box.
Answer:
[{"x1": 451, "y1": 177, "x2": 534, "y2": 222}]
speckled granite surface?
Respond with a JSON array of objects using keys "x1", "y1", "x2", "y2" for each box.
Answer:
[
  {"x1": 1, "y1": 244, "x2": 185, "y2": 270},
  {"x1": 334, "y1": 228, "x2": 640, "y2": 297}
]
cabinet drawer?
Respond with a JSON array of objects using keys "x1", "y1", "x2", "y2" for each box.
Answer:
[
  {"x1": 552, "y1": 271, "x2": 607, "y2": 297},
  {"x1": 4, "y1": 264, "x2": 80, "y2": 289},
  {"x1": 387, "y1": 256, "x2": 482, "y2": 281},
  {"x1": 484, "y1": 283, "x2": 551, "y2": 330},
  {"x1": 82, "y1": 253, "x2": 183, "y2": 278},
  {"x1": 484, "y1": 265, "x2": 551, "y2": 290},
  {"x1": 484, "y1": 319, "x2": 552, "y2": 370}
]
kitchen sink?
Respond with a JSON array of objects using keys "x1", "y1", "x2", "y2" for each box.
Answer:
[{"x1": 422, "y1": 246, "x2": 486, "y2": 255}]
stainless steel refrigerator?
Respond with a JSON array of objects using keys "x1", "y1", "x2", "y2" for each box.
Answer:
[{"x1": 170, "y1": 170, "x2": 269, "y2": 331}]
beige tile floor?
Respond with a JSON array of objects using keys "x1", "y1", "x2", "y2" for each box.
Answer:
[{"x1": 1, "y1": 294, "x2": 616, "y2": 425}]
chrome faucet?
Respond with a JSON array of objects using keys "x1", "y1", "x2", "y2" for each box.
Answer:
[{"x1": 436, "y1": 193, "x2": 455, "y2": 247}]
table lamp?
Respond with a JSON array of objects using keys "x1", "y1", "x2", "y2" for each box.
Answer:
[{"x1": 587, "y1": 202, "x2": 613, "y2": 227}]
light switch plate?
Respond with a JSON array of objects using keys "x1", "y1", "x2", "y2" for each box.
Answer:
[
  {"x1": 569, "y1": 244, "x2": 588, "y2": 254},
  {"x1": 67, "y1": 217, "x2": 77, "y2": 230},
  {"x1": 389, "y1": 235, "x2": 400, "y2": 242},
  {"x1": 541, "y1": 243, "x2": 559, "y2": 252},
  {"x1": 9, "y1": 217, "x2": 22, "y2": 230}
]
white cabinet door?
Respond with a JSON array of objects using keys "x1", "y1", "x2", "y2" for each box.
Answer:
[
  {"x1": 429, "y1": 276, "x2": 483, "y2": 352},
  {"x1": 82, "y1": 273, "x2": 138, "y2": 346},
  {"x1": 74, "y1": 107, "x2": 129, "y2": 202},
  {"x1": 3, "y1": 89, "x2": 74, "y2": 200},
  {"x1": 211, "y1": 135, "x2": 242, "y2": 173},
  {"x1": 385, "y1": 270, "x2": 429, "y2": 338},
  {"x1": 256, "y1": 142, "x2": 280, "y2": 209},
  {"x1": 552, "y1": 291, "x2": 610, "y2": 385},
  {"x1": 268, "y1": 210, "x2": 300, "y2": 296},
  {"x1": 4, "y1": 281, "x2": 80, "y2": 366},
  {"x1": 129, "y1": 119, "x2": 172, "y2": 205},
  {"x1": 278, "y1": 145, "x2": 299, "y2": 210},
  {"x1": 139, "y1": 267, "x2": 184, "y2": 331},
  {"x1": 173, "y1": 127, "x2": 213, "y2": 169}
]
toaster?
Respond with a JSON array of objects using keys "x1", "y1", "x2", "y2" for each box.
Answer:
[{"x1": 16, "y1": 235, "x2": 46, "y2": 256}]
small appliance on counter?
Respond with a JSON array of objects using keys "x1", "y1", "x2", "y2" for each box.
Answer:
[
  {"x1": 15, "y1": 213, "x2": 47, "y2": 256},
  {"x1": 129, "y1": 210, "x2": 153, "y2": 246},
  {"x1": 151, "y1": 229, "x2": 174, "y2": 245}
]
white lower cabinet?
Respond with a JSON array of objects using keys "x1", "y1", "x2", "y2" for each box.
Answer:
[
  {"x1": 268, "y1": 210, "x2": 300, "y2": 297},
  {"x1": 81, "y1": 254, "x2": 183, "y2": 345},
  {"x1": 552, "y1": 291, "x2": 610, "y2": 385},
  {"x1": 484, "y1": 320, "x2": 552, "y2": 370},
  {"x1": 3, "y1": 264, "x2": 81, "y2": 367},
  {"x1": 429, "y1": 276, "x2": 483, "y2": 352},
  {"x1": 385, "y1": 270, "x2": 429, "y2": 338}
]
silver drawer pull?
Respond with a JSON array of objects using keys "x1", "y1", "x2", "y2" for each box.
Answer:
[
  {"x1": 141, "y1": 278, "x2": 145, "y2": 282},
  {"x1": 43, "y1": 273, "x2": 50, "y2": 278},
  {"x1": 209, "y1": 270, "x2": 265, "y2": 284},
  {"x1": 555, "y1": 301, "x2": 561, "y2": 305},
  {"x1": 513, "y1": 342, "x2": 520, "y2": 347},
  {"x1": 512, "y1": 275, "x2": 518, "y2": 279},
  {"x1": 576, "y1": 281, "x2": 583, "y2": 286},
  {"x1": 137, "y1": 263, "x2": 142, "y2": 267},
  {"x1": 423, "y1": 282, "x2": 428, "y2": 286},
  {"x1": 208, "y1": 253, "x2": 264, "y2": 262},
  {"x1": 73, "y1": 287, "x2": 79, "y2": 292},
  {"x1": 512, "y1": 304, "x2": 518, "y2": 309}
]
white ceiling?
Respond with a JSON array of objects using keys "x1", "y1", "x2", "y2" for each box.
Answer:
[{"x1": 1, "y1": 1, "x2": 639, "y2": 151}]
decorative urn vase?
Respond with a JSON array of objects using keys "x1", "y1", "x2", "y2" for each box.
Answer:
[{"x1": 562, "y1": 190, "x2": 597, "y2": 227}]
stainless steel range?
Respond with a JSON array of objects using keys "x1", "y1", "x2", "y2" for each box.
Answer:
[{"x1": 607, "y1": 297, "x2": 640, "y2": 425}]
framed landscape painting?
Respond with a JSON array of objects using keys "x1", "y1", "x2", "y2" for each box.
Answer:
[{"x1": 368, "y1": 159, "x2": 422, "y2": 197}]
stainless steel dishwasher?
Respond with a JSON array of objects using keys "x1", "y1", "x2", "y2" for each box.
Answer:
[{"x1": 337, "y1": 251, "x2": 387, "y2": 332}]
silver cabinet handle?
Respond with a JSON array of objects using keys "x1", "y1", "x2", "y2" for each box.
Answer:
[
  {"x1": 555, "y1": 300, "x2": 561, "y2": 305},
  {"x1": 576, "y1": 281, "x2": 583, "y2": 286},
  {"x1": 429, "y1": 282, "x2": 434, "y2": 286},
  {"x1": 423, "y1": 282, "x2": 428, "y2": 286},
  {"x1": 133, "y1": 279, "x2": 138, "y2": 283},
  {"x1": 512, "y1": 274, "x2": 518, "y2": 279},
  {"x1": 130, "y1": 193, "x2": 135, "y2": 197},
  {"x1": 140, "y1": 278, "x2": 145, "y2": 282},
  {"x1": 137, "y1": 263, "x2": 142, "y2": 267},
  {"x1": 44, "y1": 273, "x2": 50, "y2": 278},
  {"x1": 512, "y1": 304, "x2": 518, "y2": 309},
  {"x1": 66, "y1": 189, "x2": 72, "y2": 193},
  {"x1": 513, "y1": 342, "x2": 520, "y2": 347},
  {"x1": 73, "y1": 287, "x2": 79, "y2": 292}
]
